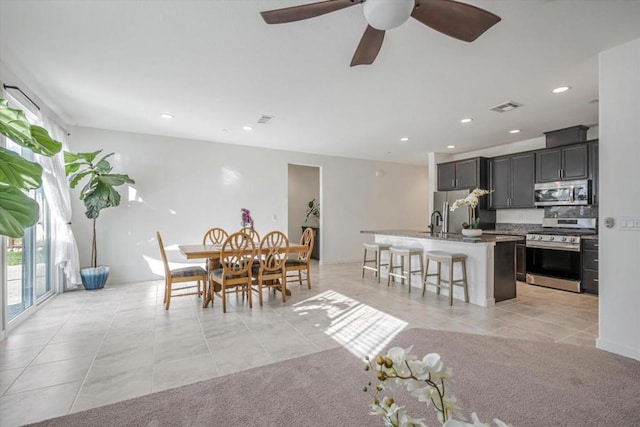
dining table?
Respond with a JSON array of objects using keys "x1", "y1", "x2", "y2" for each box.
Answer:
[{"x1": 179, "y1": 242, "x2": 307, "y2": 308}]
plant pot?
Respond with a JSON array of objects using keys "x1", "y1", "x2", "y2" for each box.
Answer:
[
  {"x1": 80, "y1": 266, "x2": 110, "y2": 290},
  {"x1": 461, "y1": 229, "x2": 483, "y2": 237}
]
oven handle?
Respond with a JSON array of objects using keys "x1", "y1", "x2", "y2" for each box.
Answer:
[{"x1": 526, "y1": 241, "x2": 581, "y2": 252}]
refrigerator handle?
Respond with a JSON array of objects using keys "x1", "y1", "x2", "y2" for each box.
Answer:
[{"x1": 442, "y1": 201, "x2": 449, "y2": 233}]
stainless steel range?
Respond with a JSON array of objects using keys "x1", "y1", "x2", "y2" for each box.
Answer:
[{"x1": 525, "y1": 217, "x2": 597, "y2": 292}]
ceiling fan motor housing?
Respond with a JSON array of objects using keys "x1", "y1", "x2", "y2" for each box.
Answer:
[{"x1": 363, "y1": 0, "x2": 415, "y2": 30}]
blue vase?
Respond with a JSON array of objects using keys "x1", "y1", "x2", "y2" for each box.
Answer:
[{"x1": 80, "y1": 266, "x2": 110, "y2": 290}]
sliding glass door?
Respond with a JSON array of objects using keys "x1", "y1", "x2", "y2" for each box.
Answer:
[{"x1": 4, "y1": 139, "x2": 52, "y2": 323}]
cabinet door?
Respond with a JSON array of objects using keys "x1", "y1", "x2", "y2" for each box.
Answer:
[
  {"x1": 562, "y1": 144, "x2": 588, "y2": 180},
  {"x1": 455, "y1": 158, "x2": 478, "y2": 189},
  {"x1": 536, "y1": 148, "x2": 562, "y2": 182},
  {"x1": 510, "y1": 153, "x2": 535, "y2": 208},
  {"x1": 489, "y1": 157, "x2": 510, "y2": 209},
  {"x1": 590, "y1": 141, "x2": 599, "y2": 205},
  {"x1": 437, "y1": 162, "x2": 456, "y2": 191},
  {"x1": 516, "y1": 243, "x2": 526, "y2": 282}
]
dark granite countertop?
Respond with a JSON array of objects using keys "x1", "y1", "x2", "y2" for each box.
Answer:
[{"x1": 360, "y1": 230, "x2": 524, "y2": 243}]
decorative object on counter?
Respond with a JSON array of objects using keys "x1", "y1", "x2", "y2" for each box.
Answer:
[
  {"x1": 65, "y1": 149, "x2": 135, "y2": 290},
  {"x1": 240, "y1": 207, "x2": 254, "y2": 229},
  {"x1": 363, "y1": 346, "x2": 509, "y2": 427},
  {"x1": 305, "y1": 198, "x2": 320, "y2": 226},
  {"x1": 450, "y1": 188, "x2": 492, "y2": 235}
]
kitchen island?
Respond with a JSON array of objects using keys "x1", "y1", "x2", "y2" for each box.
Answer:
[{"x1": 361, "y1": 230, "x2": 523, "y2": 307}]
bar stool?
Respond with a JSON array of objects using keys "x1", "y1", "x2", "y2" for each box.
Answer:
[
  {"x1": 388, "y1": 246, "x2": 424, "y2": 293},
  {"x1": 362, "y1": 243, "x2": 391, "y2": 283},
  {"x1": 422, "y1": 250, "x2": 469, "y2": 305}
]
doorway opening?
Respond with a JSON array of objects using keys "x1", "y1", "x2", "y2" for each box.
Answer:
[{"x1": 287, "y1": 164, "x2": 321, "y2": 262}]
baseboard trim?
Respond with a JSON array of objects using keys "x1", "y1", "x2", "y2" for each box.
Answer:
[{"x1": 596, "y1": 337, "x2": 640, "y2": 361}]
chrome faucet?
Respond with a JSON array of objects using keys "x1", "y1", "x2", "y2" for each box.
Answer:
[{"x1": 429, "y1": 210, "x2": 443, "y2": 234}]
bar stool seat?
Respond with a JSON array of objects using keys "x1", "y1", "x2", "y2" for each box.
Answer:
[
  {"x1": 362, "y1": 243, "x2": 392, "y2": 283},
  {"x1": 423, "y1": 250, "x2": 469, "y2": 305},
  {"x1": 388, "y1": 246, "x2": 424, "y2": 293}
]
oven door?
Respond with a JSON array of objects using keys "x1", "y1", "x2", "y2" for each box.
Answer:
[{"x1": 526, "y1": 244, "x2": 582, "y2": 292}]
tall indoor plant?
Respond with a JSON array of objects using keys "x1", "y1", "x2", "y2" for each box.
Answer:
[
  {"x1": 0, "y1": 98, "x2": 62, "y2": 238},
  {"x1": 64, "y1": 149, "x2": 134, "y2": 289}
]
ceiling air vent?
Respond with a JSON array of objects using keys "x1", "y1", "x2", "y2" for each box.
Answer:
[
  {"x1": 490, "y1": 101, "x2": 523, "y2": 113},
  {"x1": 257, "y1": 115, "x2": 274, "y2": 124}
]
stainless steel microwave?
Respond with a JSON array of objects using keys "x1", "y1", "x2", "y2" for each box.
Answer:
[{"x1": 534, "y1": 179, "x2": 591, "y2": 206}]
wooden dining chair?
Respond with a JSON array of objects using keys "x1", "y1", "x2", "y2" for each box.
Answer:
[
  {"x1": 285, "y1": 227, "x2": 314, "y2": 289},
  {"x1": 202, "y1": 227, "x2": 229, "y2": 274},
  {"x1": 239, "y1": 226, "x2": 261, "y2": 243},
  {"x1": 209, "y1": 231, "x2": 256, "y2": 313},
  {"x1": 252, "y1": 231, "x2": 289, "y2": 306},
  {"x1": 157, "y1": 231, "x2": 208, "y2": 310}
]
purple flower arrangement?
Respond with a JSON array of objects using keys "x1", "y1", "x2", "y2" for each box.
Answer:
[{"x1": 241, "y1": 208, "x2": 254, "y2": 229}]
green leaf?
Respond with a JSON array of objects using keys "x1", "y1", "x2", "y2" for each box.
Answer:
[
  {"x1": 94, "y1": 158, "x2": 113, "y2": 175},
  {"x1": 98, "y1": 173, "x2": 135, "y2": 187},
  {"x1": 82, "y1": 180, "x2": 121, "y2": 219},
  {"x1": 64, "y1": 161, "x2": 83, "y2": 177},
  {"x1": 0, "y1": 147, "x2": 43, "y2": 190},
  {"x1": 64, "y1": 150, "x2": 101, "y2": 164},
  {"x1": 29, "y1": 125, "x2": 62, "y2": 156},
  {"x1": 0, "y1": 185, "x2": 39, "y2": 238},
  {"x1": 0, "y1": 99, "x2": 62, "y2": 157},
  {"x1": 68, "y1": 170, "x2": 92, "y2": 189}
]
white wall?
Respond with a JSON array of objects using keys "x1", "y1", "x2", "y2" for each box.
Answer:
[
  {"x1": 67, "y1": 127, "x2": 428, "y2": 284},
  {"x1": 287, "y1": 164, "x2": 320, "y2": 244},
  {"x1": 598, "y1": 37, "x2": 640, "y2": 360}
]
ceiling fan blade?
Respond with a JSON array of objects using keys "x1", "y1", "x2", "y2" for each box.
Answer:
[
  {"x1": 351, "y1": 25, "x2": 385, "y2": 66},
  {"x1": 261, "y1": 0, "x2": 361, "y2": 24},
  {"x1": 411, "y1": 0, "x2": 501, "y2": 42}
]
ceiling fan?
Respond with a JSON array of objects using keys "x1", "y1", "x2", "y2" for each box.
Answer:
[{"x1": 260, "y1": 0, "x2": 501, "y2": 66}]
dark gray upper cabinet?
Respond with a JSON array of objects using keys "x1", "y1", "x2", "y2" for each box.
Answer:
[
  {"x1": 489, "y1": 153, "x2": 535, "y2": 209},
  {"x1": 437, "y1": 157, "x2": 487, "y2": 191},
  {"x1": 437, "y1": 162, "x2": 457, "y2": 191},
  {"x1": 589, "y1": 141, "x2": 599, "y2": 205},
  {"x1": 536, "y1": 143, "x2": 588, "y2": 182}
]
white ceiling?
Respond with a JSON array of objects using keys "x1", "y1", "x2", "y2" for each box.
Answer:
[{"x1": 2, "y1": 0, "x2": 640, "y2": 165}]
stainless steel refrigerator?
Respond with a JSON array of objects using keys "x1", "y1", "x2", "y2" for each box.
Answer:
[{"x1": 433, "y1": 190, "x2": 472, "y2": 234}]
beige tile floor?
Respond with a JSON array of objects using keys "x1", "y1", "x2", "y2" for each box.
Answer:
[{"x1": 0, "y1": 262, "x2": 598, "y2": 426}]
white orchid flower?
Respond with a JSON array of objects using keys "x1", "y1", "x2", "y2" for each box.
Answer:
[{"x1": 422, "y1": 353, "x2": 444, "y2": 374}]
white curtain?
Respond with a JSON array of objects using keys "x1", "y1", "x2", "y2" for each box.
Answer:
[{"x1": 38, "y1": 117, "x2": 81, "y2": 288}]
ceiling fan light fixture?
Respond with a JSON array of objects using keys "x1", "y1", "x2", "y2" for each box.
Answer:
[{"x1": 363, "y1": 0, "x2": 414, "y2": 30}]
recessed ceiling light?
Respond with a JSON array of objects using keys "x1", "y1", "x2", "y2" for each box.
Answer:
[
  {"x1": 447, "y1": 145, "x2": 455, "y2": 149},
  {"x1": 460, "y1": 118, "x2": 473, "y2": 123},
  {"x1": 242, "y1": 126, "x2": 253, "y2": 131},
  {"x1": 509, "y1": 129, "x2": 521, "y2": 134},
  {"x1": 160, "y1": 113, "x2": 174, "y2": 119},
  {"x1": 400, "y1": 137, "x2": 409, "y2": 142},
  {"x1": 552, "y1": 86, "x2": 570, "y2": 94}
]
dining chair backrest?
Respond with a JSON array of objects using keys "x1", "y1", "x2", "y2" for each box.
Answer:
[
  {"x1": 239, "y1": 226, "x2": 261, "y2": 243},
  {"x1": 203, "y1": 227, "x2": 228, "y2": 245},
  {"x1": 298, "y1": 227, "x2": 315, "y2": 262},
  {"x1": 221, "y1": 232, "x2": 256, "y2": 276},
  {"x1": 258, "y1": 231, "x2": 289, "y2": 273},
  {"x1": 157, "y1": 231, "x2": 171, "y2": 277}
]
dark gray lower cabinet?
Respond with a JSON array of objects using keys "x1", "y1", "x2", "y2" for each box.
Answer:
[
  {"x1": 495, "y1": 241, "x2": 517, "y2": 302},
  {"x1": 582, "y1": 239, "x2": 599, "y2": 295},
  {"x1": 516, "y1": 241, "x2": 526, "y2": 282}
]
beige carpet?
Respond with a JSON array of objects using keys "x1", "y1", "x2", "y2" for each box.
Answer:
[{"x1": 29, "y1": 329, "x2": 640, "y2": 426}]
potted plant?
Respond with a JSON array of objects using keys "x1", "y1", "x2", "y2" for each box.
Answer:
[
  {"x1": 305, "y1": 198, "x2": 320, "y2": 226},
  {"x1": 0, "y1": 98, "x2": 62, "y2": 238},
  {"x1": 450, "y1": 188, "x2": 491, "y2": 237},
  {"x1": 64, "y1": 149, "x2": 135, "y2": 290}
]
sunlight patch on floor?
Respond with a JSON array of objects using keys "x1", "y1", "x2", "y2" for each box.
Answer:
[{"x1": 293, "y1": 290, "x2": 407, "y2": 359}]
